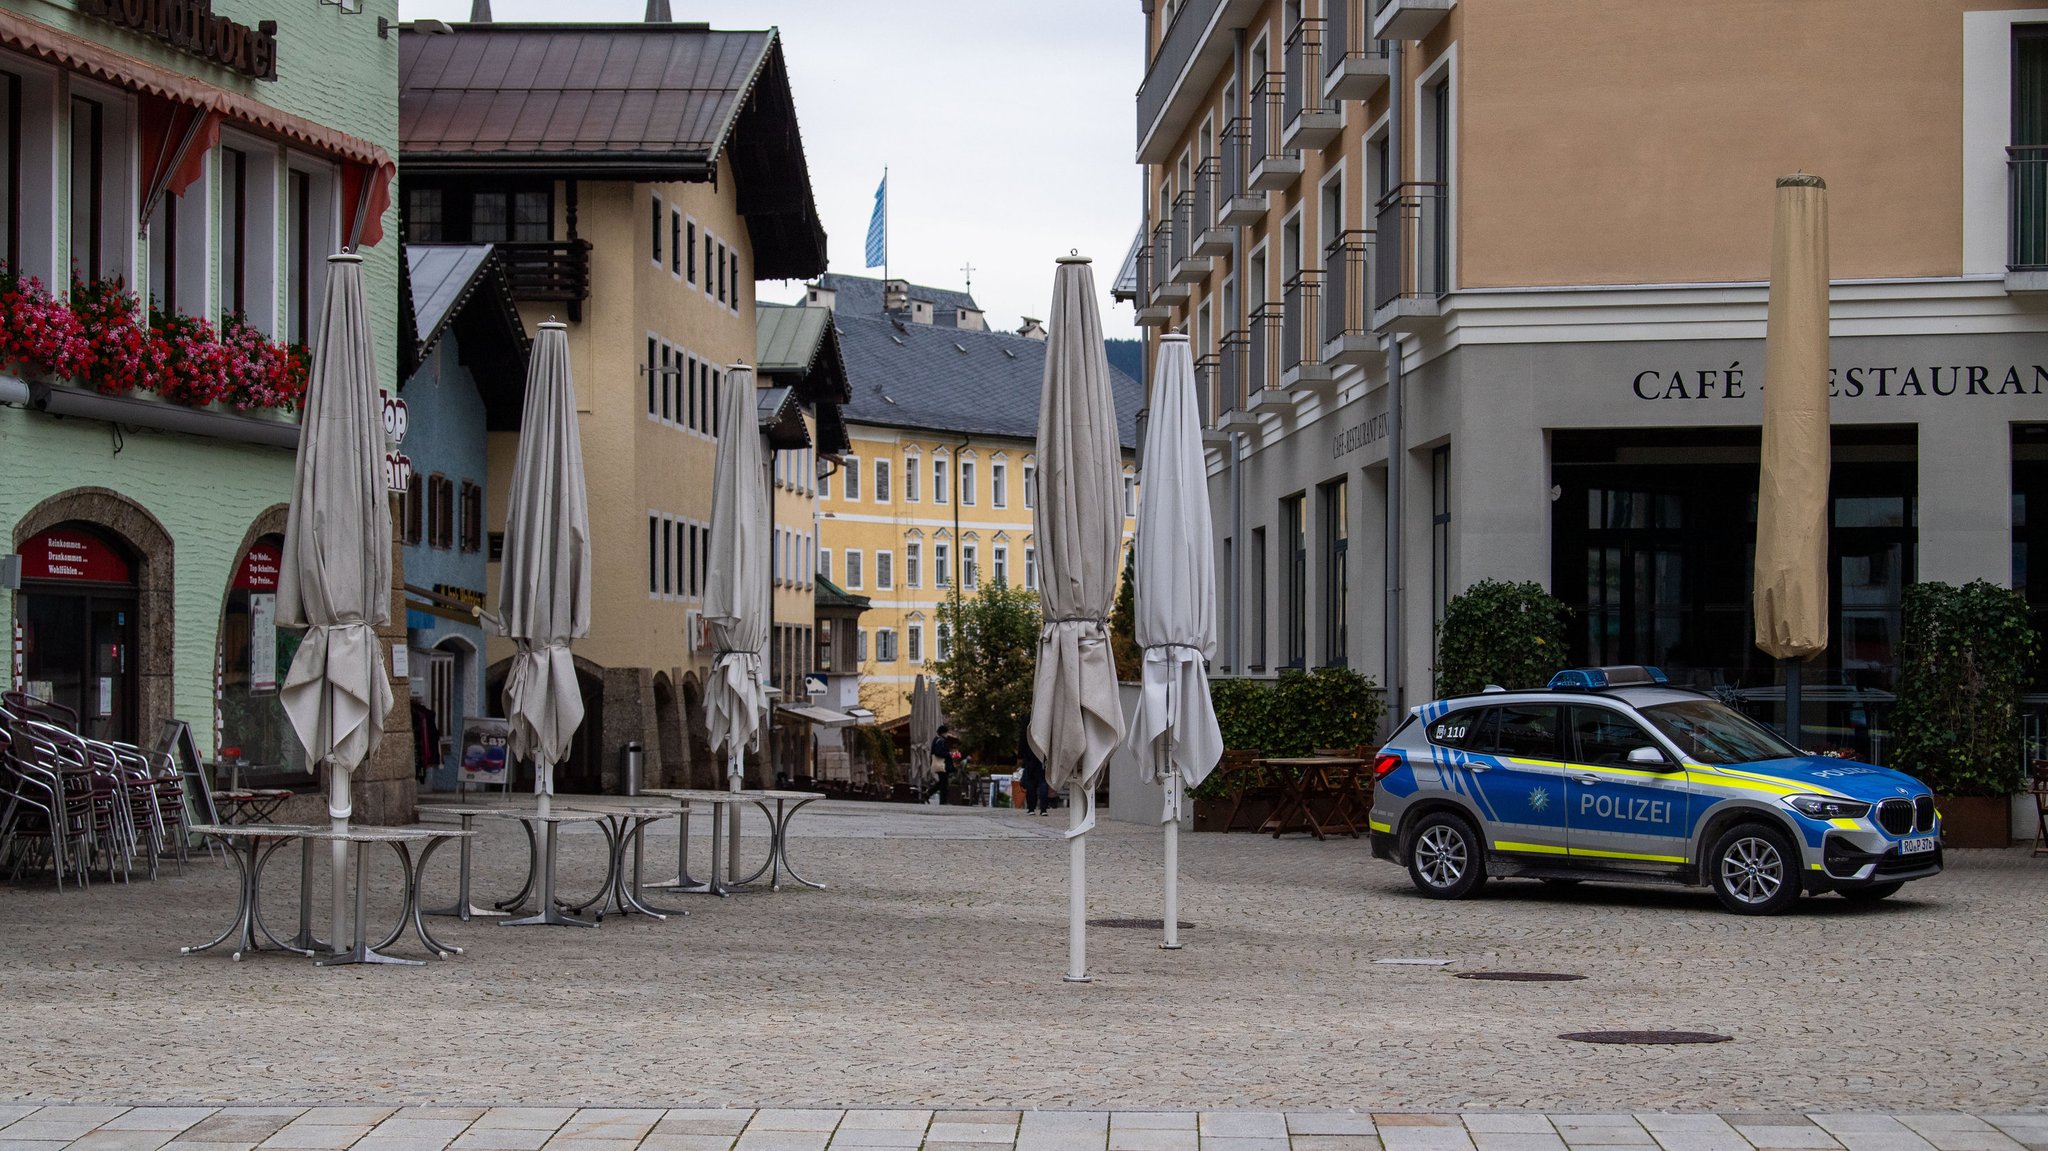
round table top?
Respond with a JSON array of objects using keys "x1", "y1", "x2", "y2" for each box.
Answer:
[
  {"x1": 419, "y1": 805, "x2": 522, "y2": 818},
  {"x1": 293, "y1": 824, "x2": 474, "y2": 842},
  {"x1": 190, "y1": 823, "x2": 324, "y2": 838},
  {"x1": 747, "y1": 789, "x2": 826, "y2": 802},
  {"x1": 641, "y1": 788, "x2": 759, "y2": 805}
]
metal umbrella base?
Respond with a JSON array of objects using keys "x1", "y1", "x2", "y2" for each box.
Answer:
[{"x1": 502, "y1": 821, "x2": 596, "y2": 928}]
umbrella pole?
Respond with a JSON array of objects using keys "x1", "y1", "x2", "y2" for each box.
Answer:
[
  {"x1": 728, "y1": 744, "x2": 743, "y2": 880},
  {"x1": 1784, "y1": 658, "x2": 1804, "y2": 747},
  {"x1": 1065, "y1": 781, "x2": 1090, "y2": 983},
  {"x1": 328, "y1": 760, "x2": 351, "y2": 956},
  {"x1": 1162, "y1": 762, "x2": 1182, "y2": 951}
]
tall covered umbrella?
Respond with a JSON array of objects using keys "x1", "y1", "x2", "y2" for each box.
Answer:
[
  {"x1": 495, "y1": 320, "x2": 592, "y2": 926},
  {"x1": 276, "y1": 252, "x2": 393, "y2": 952},
  {"x1": 1121, "y1": 333, "x2": 1223, "y2": 951},
  {"x1": 706, "y1": 363, "x2": 770, "y2": 867},
  {"x1": 1754, "y1": 174, "x2": 1831, "y2": 744},
  {"x1": 908, "y1": 674, "x2": 936, "y2": 790},
  {"x1": 1028, "y1": 254, "x2": 1127, "y2": 983}
]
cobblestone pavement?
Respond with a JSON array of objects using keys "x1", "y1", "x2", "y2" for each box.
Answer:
[
  {"x1": 1, "y1": 799, "x2": 2044, "y2": 1112},
  {"x1": 1, "y1": 1105, "x2": 2045, "y2": 1151}
]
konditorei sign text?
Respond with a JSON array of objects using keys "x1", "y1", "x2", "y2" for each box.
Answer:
[{"x1": 77, "y1": 0, "x2": 279, "y2": 81}]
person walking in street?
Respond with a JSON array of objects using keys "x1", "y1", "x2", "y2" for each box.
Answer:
[
  {"x1": 930, "y1": 724, "x2": 962, "y2": 804},
  {"x1": 1017, "y1": 726, "x2": 1049, "y2": 815}
]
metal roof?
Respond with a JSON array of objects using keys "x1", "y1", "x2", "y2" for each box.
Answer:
[
  {"x1": 756, "y1": 302, "x2": 834, "y2": 373},
  {"x1": 1110, "y1": 230, "x2": 1142, "y2": 300},
  {"x1": 400, "y1": 25, "x2": 771, "y2": 164},
  {"x1": 407, "y1": 243, "x2": 496, "y2": 351}
]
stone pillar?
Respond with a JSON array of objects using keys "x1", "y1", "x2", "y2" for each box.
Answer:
[{"x1": 357, "y1": 503, "x2": 417, "y2": 824}]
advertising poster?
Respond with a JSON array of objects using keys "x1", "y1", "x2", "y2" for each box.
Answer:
[
  {"x1": 248, "y1": 593, "x2": 277, "y2": 693},
  {"x1": 459, "y1": 717, "x2": 511, "y2": 785}
]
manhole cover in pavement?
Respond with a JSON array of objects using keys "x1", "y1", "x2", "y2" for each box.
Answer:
[
  {"x1": 1456, "y1": 972, "x2": 1586, "y2": 982},
  {"x1": 1087, "y1": 917, "x2": 1193, "y2": 929},
  {"x1": 1560, "y1": 1030, "x2": 1732, "y2": 1044}
]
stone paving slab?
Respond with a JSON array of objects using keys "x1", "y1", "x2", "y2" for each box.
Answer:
[
  {"x1": 3, "y1": 1111, "x2": 2048, "y2": 1151},
  {"x1": 2, "y1": 808, "x2": 2045, "y2": 1112}
]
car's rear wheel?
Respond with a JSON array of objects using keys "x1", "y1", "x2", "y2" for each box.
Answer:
[
  {"x1": 1406, "y1": 812, "x2": 1486, "y2": 899},
  {"x1": 1707, "y1": 822, "x2": 1802, "y2": 915},
  {"x1": 1839, "y1": 881, "x2": 1904, "y2": 904}
]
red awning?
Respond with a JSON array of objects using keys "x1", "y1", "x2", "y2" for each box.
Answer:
[{"x1": 0, "y1": 7, "x2": 394, "y2": 247}]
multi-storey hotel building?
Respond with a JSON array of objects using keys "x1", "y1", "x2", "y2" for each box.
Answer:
[{"x1": 1132, "y1": 0, "x2": 2048, "y2": 793}]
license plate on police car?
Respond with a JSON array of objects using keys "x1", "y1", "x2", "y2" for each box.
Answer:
[{"x1": 1900, "y1": 836, "x2": 1936, "y2": 855}]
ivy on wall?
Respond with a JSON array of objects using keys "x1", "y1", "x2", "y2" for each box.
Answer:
[{"x1": 1890, "y1": 579, "x2": 2039, "y2": 797}]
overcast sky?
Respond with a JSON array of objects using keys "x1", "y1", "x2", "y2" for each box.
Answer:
[{"x1": 400, "y1": 0, "x2": 1147, "y2": 340}]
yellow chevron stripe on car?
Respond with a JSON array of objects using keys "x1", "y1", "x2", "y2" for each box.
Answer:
[
  {"x1": 1682, "y1": 770, "x2": 1804, "y2": 797},
  {"x1": 1708, "y1": 765, "x2": 1843, "y2": 796},
  {"x1": 1369, "y1": 820, "x2": 1392, "y2": 833}
]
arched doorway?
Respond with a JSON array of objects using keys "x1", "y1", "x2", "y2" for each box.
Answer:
[
  {"x1": 13, "y1": 523, "x2": 139, "y2": 741},
  {"x1": 216, "y1": 528, "x2": 305, "y2": 781},
  {"x1": 653, "y1": 672, "x2": 684, "y2": 788},
  {"x1": 484, "y1": 657, "x2": 606, "y2": 794}
]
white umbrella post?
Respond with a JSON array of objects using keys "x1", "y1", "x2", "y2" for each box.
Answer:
[
  {"x1": 1066, "y1": 782, "x2": 1090, "y2": 983},
  {"x1": 1162, "y1": 761, "x2": 1182, "y2": 951},
  {"x1": 728, "y1": 744, "x2": 744, "y2": 879},
  {"x1": 328, "y1": 760, "x2": 351, "y2": 953}
]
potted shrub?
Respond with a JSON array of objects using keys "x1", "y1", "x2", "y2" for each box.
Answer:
[
  {"x1": 1890, "y1": 580, "x2": 2039, "y2": 848},
  {"x1": 1434, "y1": 579, "x2": 1571, "y2": 696},
  {"x1": 1191, "y1": 668, "x2": 1379, "y2": 831}
]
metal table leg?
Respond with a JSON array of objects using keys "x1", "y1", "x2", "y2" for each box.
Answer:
[
  {"x1": 501, "y1": 822, "x2": 597, "y2": 927},
  {"x1": 180, "y1": 834, "x2": 254, "y2": 958},
  {"x1": 317, "y1": 840, "x2": 425, "y2": 967},
  {"x1": 732, "y1": 800, "x2": 776, "y2": 887},
  {"x1": 643, "y1": 798, "x2": 709, "y2": 892},
  {"x1": 493, "y1": 817, "x2": 541, "y2": 912},
  {"x1": 258, "y1": 836, "x2": 324, "y2": 955},
  {"x1": 427, "y1": 813, "x2": 508, "y2": 920},
  {"x1": 607, "y1": 816, "x2": 682, "y2": 918},
  {"x1": 701, "y1": 805, "x2": 731, "y2": 898},
  {"x1": 559, "y1": 819, "x2": 617, "y2": 916},
  {"x1": 772, "y1": 797, "x2": 828, "y2": 891},
  {"x1": 410, "y1": 835, "x2": 465, "y2": 958}
]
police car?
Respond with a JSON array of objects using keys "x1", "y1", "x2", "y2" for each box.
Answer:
[{"x1": 1367, "y1": 666, "x2": 1942, "y2": 914}]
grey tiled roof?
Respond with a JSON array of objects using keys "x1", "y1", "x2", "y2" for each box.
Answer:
[
  {"x1": 833, "y1": 309, "x2": 1143, "y2": 449},
  {"x1": 818, "y1": 272, "x2": 980, "y2": 328}
]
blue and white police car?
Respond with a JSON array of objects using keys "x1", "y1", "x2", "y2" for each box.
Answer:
[{"x1": 1367, "y1": 666, "x2": 1942, "y2": 914}]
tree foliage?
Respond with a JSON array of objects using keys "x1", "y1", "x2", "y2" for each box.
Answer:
[
  {"x1": 932, "y1": 580, "x2": 1042, "y2": 763},
  {"x1": 1109, "y1": 547, "x2": 1141, "y2": 682},
  {"x1": 1433, "y1": 579, "x2": 1571, "y2": 697},
  {"x1": 1890, "y1": 580, "x2": 2039, "y2": 797}
]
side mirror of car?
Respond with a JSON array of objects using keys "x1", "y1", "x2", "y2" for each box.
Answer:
[{"x1": 1626, "y1": 746, "x2": 1670, "y2": 767}]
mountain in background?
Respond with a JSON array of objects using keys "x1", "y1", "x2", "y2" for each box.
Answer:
[{"x1": 1104, "y1": 339, "x2": 1143, "y2": 387}]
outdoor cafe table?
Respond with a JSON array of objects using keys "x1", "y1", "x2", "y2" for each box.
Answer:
[
  {"x1": 181, "y1": 823, "x2": 323, "y2": 961},
  {"x1": 1254, "y1": 757, "x2": 1367, "y2": 841},
  {"x1": 415, "y1": 805, "x2": 525, "y2": 921},
  {"x1": 564, "y1": 805, "x2": 688, "y2": 920},
  {"x1": 293, "y1": 824, "x2": 474, "y2": 966},
  {"x1": 641, "y1": 788, "x2": 827, "y2": 893},
  {"x1": 487, "y1": 809, "x2": 614, "y2": 929}
]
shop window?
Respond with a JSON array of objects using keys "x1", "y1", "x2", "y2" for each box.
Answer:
[
  {"x1": 459, "y1": 481, "x2": 483, "y2": 553},
  {"x1": 1322, "y1": 478, "x2": 1347, "y2": 666},
  {"x1": 402, "y1": 474, "x2": 424, "y2": 545},
  {"x1": 216, "y1": 534, "x2": 305, "y2": 780},
  {"x1": 1282, "y1": 494, "x2": 1307, "y2": 668},
  {"x1": 15, "y1": 524, "x2": 139, "y2": 742},
  {"x1": 284, "y1": 160, "x2": 336, "y2": 347},
  {"x1": 427, "y1": 474, "x2": 455, "y2": 549}
]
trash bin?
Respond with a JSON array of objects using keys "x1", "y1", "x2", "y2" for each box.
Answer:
[{"x1": 620, "y1": 741, "x2": 644, "y2": 796}]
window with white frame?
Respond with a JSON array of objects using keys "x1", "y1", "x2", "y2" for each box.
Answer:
[
  {"x1": 903, "y1": 452, "x2": 921, "y2": 501},
  {"x1": 844, "y1": 456, "x2": 862, "y2": 501},
  {"x1": 874, "y1": 459, "x2": 891, "y2": 503},
  {"x1": 992, "y1": 462, "x2": 1008, "y2": 508},
  {"x1": 937, "y1": 622, "x2": 952, "y2": 660},
  {"x1": 877, "y1": 628, "x2": 898, "y2": 662},
  {"x1": 845, "y1": 549, "x2": 864, "y2": 589},
  {"x1": 856, "y1": 628, "x2": 868, "y2": 663},
  {"x1": 1023, "y1": 462, "x2": 1036, "y2": 508},
  {"x1": 961, "y1": 460, "x2": 977, "y2": 506},
  {"x1": 935, "y1": 541, "x2": 951, "y2": 587},
  {"x1": 993, "y1": 545, "x2": 1008, "y2": 586},
  {"x1": 908, "y1": 621, "x2": 924, "y2": 663},
  {"x1": 905, "y1": 540, "x2": 922, "y2": 587},
  {"x1": 876, "y1": 550, "x2": 894, "y2": 590},
  {"x1": 1024, "y1": 546, "x2": 1037, "y2": 589},
  {"x1": 934, "y1": 457, "x2": 950, "y2": 504},
  {"x1": 963, "y1": 543, "x2": 979, "y2": 589},
  {"x1": 1124, "y1": 473, "x2": 1137, "y2": 517},
  {"x1": 67, "y1": 87, "x2": 133, "y2": 285},
  {"x1": 818, "y1": 548, "x2": 832, "y2": 583},
  {"x1": 819, "y1": 463, "x2": 831, "y2": 499},
  {"x1": 283, "y1": 159, "x2": 336, "y2": 346}
]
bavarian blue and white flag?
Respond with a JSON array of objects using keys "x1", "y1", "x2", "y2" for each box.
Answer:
[{"x1": 864, "y1": 173, "x2": 887, "y2": 268}]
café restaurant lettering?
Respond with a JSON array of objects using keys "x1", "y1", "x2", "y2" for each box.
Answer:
[
  {"x1": 77, "y1": 0, "x2": 279, "y2": 81},
  {"x1": 1631, "y1": 362, "x2": 2048, "y2": 401}
]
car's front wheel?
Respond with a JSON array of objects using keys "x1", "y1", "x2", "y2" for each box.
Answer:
[
  {"x1": 1707, "y1": 822, "x2": 1802, "y2": 915},
  {"x1": 1406, "y1": 812, "x2": 1486, "y2": 899}
]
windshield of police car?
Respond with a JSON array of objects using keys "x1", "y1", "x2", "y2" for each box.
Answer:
[{"x1": 1638, "y1": 700, "x2": 1802, "y2": 765}]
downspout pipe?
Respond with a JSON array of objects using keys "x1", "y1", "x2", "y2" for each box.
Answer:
[
  {"x1": 1383, "y1": 37, "x2": 1406, "y2": 730},
  {"x1": 1229, "y1": 25, "x2": 1247, "y2": 677}
]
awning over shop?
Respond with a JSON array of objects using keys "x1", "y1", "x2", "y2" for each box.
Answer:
[
  {"x1": 0, "y1": 7, "x2": 396, "y2": 246},
  {"x1": 777, "y1": 704, "x2": 856, "y2": 728}
]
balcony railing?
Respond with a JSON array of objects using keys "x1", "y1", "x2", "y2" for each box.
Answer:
[
  {"x1": 1138, "y1": 0, "x2": 1224, "y2": 152},
  {"x1": 1219, "y1": 330, "x2": 1249, "y2": 418},
  {"x1": 1281, "y1": 270, "x2": 1323, "y2": 376},
  {"x1": 1248, "y1": 303, "x2": 1283, "y2": 400},
  {"x1": 1219, "y1": 117, "x2": 1267, "y2": 222},
  {"x1": 1324, "y1": 0, "x2": 1391, "y2": 98},
  {"x1": 1324, "y1": 229, "x2": 1374, "y2": 342},
  {"x1": 1194, "y1": 351, "x2": 1221, "y2": 427},
  {"x1": 1172, "y1": 191, "x2": 1195, "y2": 270},
  {"x1": 1134, "y1": 240, "x2": 1169, "y2": 326},
  {"x1": 2011, "y1": 145, "x2": 2048, "y2": 272},
  {"x1": 1283, "y1": 19, "x2": 1327, "y2": 127},
  {"x1": 1150, "y1": 219, "x2": 1187, "y2": 304},
  {"x1": 1373, "y1": 181, "x2": 1448, "y2": 316},
  {"x1": 1250, "y1": 72, "x2": 1284, "y2": 170},
  {"x1": 1193, "y1": 156, "x2": 1217, "y2": 236},
  {"x1": 498, "y1": 240, "x2": 593, "y2": 311}
]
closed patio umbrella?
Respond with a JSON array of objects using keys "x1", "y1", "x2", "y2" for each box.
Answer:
[
  {"x1": 1028, "y1": 254, "x2": 1127, "y2": 983},
  {"x1": 276, "y1": 252, "x2": 393, "y2": 952},
  {"x1": 706, "y1": 364, "x2": 770, "y2": 867},
  {"x1": 909, "y1": 674, "x2": 936, "y2": 791},
  {"x1": 1121, "y1": 333, "x2": 1223, "y2": 951},
  {"x1": 494, "y1": 320, "x2": 592, "y2": 926},
  {"x1": 1754, "y1": 174, "x2": 1831, "y2": 744}
]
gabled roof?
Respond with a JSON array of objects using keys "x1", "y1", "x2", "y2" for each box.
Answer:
[
  {"x1": 818, "y1": 272, "x2": 979, "y2": 327},
  {"x1": 400, "y1": 243, "x2": 532, "y2": 431},
  {"x1": 832, "y1": 309, "x2": 1144, "y2": 449},
  {"x1": 814, "y1": 574, "x2": 870, "y2": 613},
  {"x1": 400, "y1": 22, "x2": 826, "y2": 279}
]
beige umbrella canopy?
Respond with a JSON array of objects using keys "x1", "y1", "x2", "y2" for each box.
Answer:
[
  {"x1": 705, "y1": 364, "x2": 771, "y2": 777},
  {"x1": 275, "y1": 252, "x2": 393, "y2": 949},
  {"x1": 1754, "y1": 174, "x2": 1831, "y2": 739},
  {"x1": 1028, "y1": 254, "x2": 1126, "y2": 983},
  {"x1": 909, "y1": 674, "x2": 937, "y2": 790}
]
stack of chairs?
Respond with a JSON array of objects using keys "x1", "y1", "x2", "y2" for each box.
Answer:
[{"x1": 0, "y1": 691, "x2": 191, "y2": 889}]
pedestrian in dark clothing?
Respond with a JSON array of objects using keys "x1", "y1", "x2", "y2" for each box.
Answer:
[
  {"x1": 930, "y1": 724, "x2": 961, "y2": 805},
  {"x1": 1017, "y1": 728, "x2": 1049, "y2": 815}
]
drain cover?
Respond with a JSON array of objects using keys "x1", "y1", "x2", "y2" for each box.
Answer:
[
  {"x1": 1086, "y1": 917, "x2": 1193, "y2": 929},
  {"x1": 1560, "y1": 1030, "x2": 1732, "y2": 1045},
  {"x1": 1456, "y1": 972, "x2": 1586, "y2": 982}
]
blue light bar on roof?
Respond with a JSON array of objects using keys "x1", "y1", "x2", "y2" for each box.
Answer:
[{"x1": 1549, "y1": 665, "x2": 1669, "y2": 690}]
